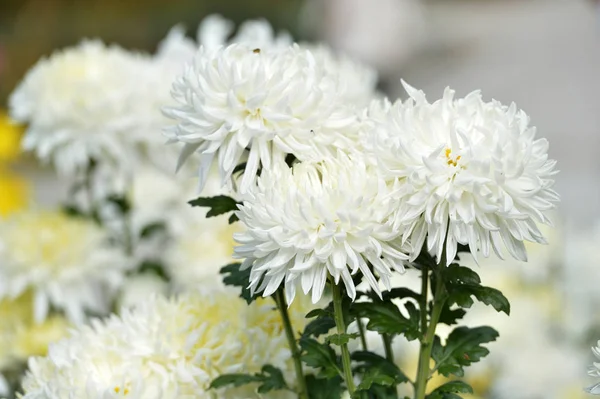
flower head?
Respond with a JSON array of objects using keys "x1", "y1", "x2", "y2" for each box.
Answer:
[
  {"x1": 373, "y1": 82, "x2": 559, "y2": 265},
  {"x1": 20, "y1": 292, "x2": 305, "y2": 398},
  {"x1": 9, "y1": 40, "x2": 148, "y2": 177},
  {"x1": 164, "y1": 43, "x2": 362, "y2": 193},
  {"x1": 0, "y1": 210, "x2": 130, "y2": 323},
  {"x1": 587, "y1": 342, "x2": 600, "y2": 394},
  {"x1": 234, "y1": 154, "x2": 409, "y2": 304}
]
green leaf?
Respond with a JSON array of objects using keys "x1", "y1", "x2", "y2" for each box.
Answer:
[
  {"x1": 352, "y1": 351, "x2": 409, "y2": 392},
  {"x1": 447, "y1": 284, "x2": 510, "y2": 315},
  {"x1": 325, "y1": 333, "x2": 359, "y2": 346},
  {"x1": 437, "y1": 304, "x2": 467, "y2": 326},
  {"x1": 228, "y1": 213, "x2": 239, "y2": 224},
  {"x1": 188, "y1": 195, "x2": 239, "y2": 218},
  {"x1": 220, "y1": 263, "x2": 260, "y2": 304},
  {"x1": 300, "y1": 337, "x2": 340, "y2": 379},
  {"x1": 139, "y1": 222, "x2": 167, "y2": 239},
  {"x1": 443, "y1": 265, "x2": 481, "y2": 285},
  {"x1": 303, "y1": 316, "x2": 336, "y2": 338},
  {"x1": 427, "y1": 381, "x2": 473, "y2": 399},
  {"x1": 381, "y1": 287, "x2": 421, "y2": 302},
  {"x1": 306, "y1": 308, "x2": 332, "y2": 319},
  {"x1": 431, "y1": 326, "x2": 499, "y2": 377},
  {"x1": 209, "y1": 365, "x2": 288, "y2": 394},
  {"x1": 353, "y1": 302, "x2": 420, "y2": 341},
  {"x1": 137, "y1": 260, "x2": 168, "y2": 280},
  {"x1": 105, "y1": 194, "x2": 131, "y2": 215},
  {"x1": 305, "y1": 375, "x2": 344, "y2": 399}
]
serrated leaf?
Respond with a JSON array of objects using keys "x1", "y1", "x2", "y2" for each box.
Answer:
[
  {"x1": 352, "y1": 351, "x2": 409, "y2": 393},
  {"x1": 381, "y1": 287, "x2": 421, "y2": 302},
  {"x1": 303, "y1": 316, "x2": 336, "y2": 338},
  {"x1": 447, "y1": 284, "x2": 510, "y2": 315},
  {"x1": 443, "y1": 265, "x2": 481, "y2": 285},
  {"x1": 305, "y1": 375, "x2": 344, "y2": 399},
  {"x1": 353, "y1": 302, "x2": 420, "y2": 341},
  {"x1": 188, "y1": 195, "x2": 239, "y2": 218},
  {"x1": 306, "y1": 308, "x2": 332, "y2": 319},
  {"x1": 432, "y1": 326, "x2": 499, "y2": 377},
  {"x1": 220, "y1": 263, "x2": 260, "y2": 304},
  {"x1": 300, "y1": 337, "x2": 340, "y2": 378},
  {"x1": 209, "y1": 365, "x2": 288, "y2": 394},
  {"x1": 427, "y1": 380, "x2": 473, "y2": 398},
  {"x1": 325, "y1": 333, "x2": 359, "y2": 346},
  {"x1": 438, "y1": 304, "x2": 467, "y2": 326}
]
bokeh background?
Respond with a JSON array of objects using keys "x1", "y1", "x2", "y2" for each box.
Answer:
[{"x1": 1, "y1": 1, "x2": 599, "y2": 398}]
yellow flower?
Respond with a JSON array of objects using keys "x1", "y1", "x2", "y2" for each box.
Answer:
[
  {"x1": 0, "y1": 170, "x2": 29, "y2": 217},
  {"x1": 0, "y1": 111, "x2": 22, "y2": 163},
  {"x1": 0, "y1": 292, "x2": 70, "y2": 371}
]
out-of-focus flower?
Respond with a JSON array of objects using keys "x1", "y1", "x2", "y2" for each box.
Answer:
[
  {"x1": 8, "y1": 40, "x2": 149, "y2": 178},
  {"x1": 116, "y1": 273, "x2": 169, "y2": 309},
  {"x1": 0, "y1": 210, "x2": 130, "y2": 324},
  {"x1": 235, "y1": 155, "x2": 409, "y2": 304},
  {"x1": 21, "y1": 292, "x2": 307, "y2": 398},
  {"x1": 0, "y1": 111, "x2": 23, "y2": 163},
  {"x1": 0, "y1": 171, "x2": 29, "y2": 217},
  {"x1": 373, "y1": 81, "x2": 559, "y2": 265},
  {"x1": 0, "y1": 292, "x2": 70, "y2": 373}
]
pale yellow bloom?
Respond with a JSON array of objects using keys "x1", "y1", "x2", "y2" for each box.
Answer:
[
  {"x1": 0, "y1": 111, "x2": 22, "y2": 163},
  {"x1": 0, "y1": 170, "x2": 29, "y2": 217}
]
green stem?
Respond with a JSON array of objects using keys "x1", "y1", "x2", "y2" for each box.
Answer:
[
  {"x1": 382, "y1": 334, "x2": 394, "y2": 362},
  {"x1": 414, "y1": 251, "x2": 448, "y2": 399},
  {"x1": 273, "y1": 289, "x2": 308, "y2": 399},
  {"x1": 332, "y1": 282, "x2": 356, "y2": 396},
  {"x1": 357, "y1": 317, "x2": 368, "y2": 351}
]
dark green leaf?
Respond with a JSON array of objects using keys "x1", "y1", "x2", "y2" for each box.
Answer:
[
  {"x1": 432, "y1": 326, "x2": 499, "y2": 377},
  {"x1": 352, "y1": 351, "x2": 409, "y2": 392},
  {"x1": 303, "y1": 316, "x2": 336, "y2": 338},
  {"x1": 105, "y1": 194, "x2": 131, "y2": 215},
  {"x1": 306, "y1": 308, "x2": 332, "y2": 319},
  {"x1": 188, "y1": 195, "x2": 239, "y2": 218},
  {"x1": 325, "y1": 333, "x2": 359, "y2": 346},
  {"x1": 220, "y1": 263, "x2": 260, "y2": 304},
  {"x1": 381, "y1": 287, "x2": 421, "y2": 302},
  {"x1": 136, "y1": 260, "x2": 168, "y2": 280},
  {"x1": 209, "y1": 365, "x2": 288, "y2": 394},
  {"x1": 443, "y1": 265, "x2": 481, "y2": 285},
  {"x1": 438, "y1": 304, "x2": 467, "y2": 326},
  {"x1": 447, "y1": 284, "x2": 510, "y2": 315},
  {"x1": 300, "y1": 337, "x2": 340, "y2": 378},
  {"x1": 139, "y1": 222, "x2": 167, "y2": 239},
  {"x1": 427, "y1": 380, "x2": 473, "y2": 399},
  {"x1": 305, "y1": 375, "x2": 344, "y2": 399},
  {"x1": 228, "y1": 213, "x2": 239, "y2": 224},
  {"x1": 353, "y1": 302, "x2": 420, "y2": 341}
]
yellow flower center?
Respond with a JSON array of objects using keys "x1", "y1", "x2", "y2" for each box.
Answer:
[{"x1": 444, "y1": 148, "x2": 461, "y2": 167}]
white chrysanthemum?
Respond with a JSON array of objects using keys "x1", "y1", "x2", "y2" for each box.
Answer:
[
  {"x1": 234, "y1": 155, "x2": 409, "y2": 304},
  {"x1": 164, "y1": 43, "x2": 361, "y2": 193},
  {"x1": 0, "y1": 210, "x2": 130, "y2": 324},
  {"x1": 9, "y1": 40, "x2": 148, "y2": 177},
  {"x1": 373, "y1": 82, "x2": 559, "y2": 265},
  {"x1": 164, "y1": 214, "x2": 241, "y2": 292},
  {"x1": 20, "y1": 293, "x2": 303, "y2": 399},
  {"x1": 588, "y1": 343, "x2": 600, "y2": 394}
]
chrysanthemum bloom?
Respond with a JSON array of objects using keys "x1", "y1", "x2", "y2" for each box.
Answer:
[
  {"x1": 0, "y1": 210, "x2": 130, "y2": 324},
  {"x1": 587, "y1": 342, "x2": 600, "y2": 394},
  {"x1": 234, "y1": 154, "x2": 409, "y2": 304},
  {"x1": 20, "y1": 293, "x2": 306, "y2": 399},
  {"x1": 373, "y1": 82, "x2": 559, "y2": 265},
  {"x1": 164, "y1": 43, "x2": 363, "y2": 193},
  {"x1": 8, "y1": 40, "x2": 148, "y2": 177}
]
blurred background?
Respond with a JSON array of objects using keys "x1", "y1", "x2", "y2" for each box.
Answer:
[{"x1": 1, "y1": 0, "x2": 599, "y2": 398}]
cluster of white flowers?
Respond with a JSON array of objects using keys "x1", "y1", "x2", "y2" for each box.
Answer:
[
  {"x1": 0, "y1": 210, "x2": 130, "y2": 324},
  {"x1": 20, "y1": 292, "x2": 306, "y2": 399}
]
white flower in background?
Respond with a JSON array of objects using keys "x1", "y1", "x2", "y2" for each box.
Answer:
[
  {"x1": 587, "y1": 343, "x2": 600, "y2": 394},
  {"x1": 234, "y1": 154, "x2": 409, "y2": 304},
  {"x1": 21, "y1": 293, "x2": 303, "y2": 399},
  {"x1": 164, "y1": 42, "x2": 362, "y2": 193},
  {"x1": 373, "y1": 81, "x2": 559, "y2": 265},
  {"x1": 164, "y1": 214, "x2": 241, "y2": 292},
  {"x1": 0, "y1": 210, "x2": 130, "y2": 324},
  {"x1": 116, "y1": 273, "x2": 169, "y2": 309},
  {"x1": 9, "y1": 40, "x2": 148, "y2": 177}
]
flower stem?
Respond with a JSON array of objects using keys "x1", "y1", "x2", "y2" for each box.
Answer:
[
  {"x1": 273, "y1": 289, "x2": 308, "y2": 399},
  {"x1": 382, "y1": 333, "x2": 394, "y2": 362},
  {"x1": 414, "y1": 254, "x2": 447, "y2": 399},
  {"x1": 331, "y1": 282, "x2": 356, "y2": 396},
  {"x1": 357, "y1": 317, "x2": 368, "y2": 351}
]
